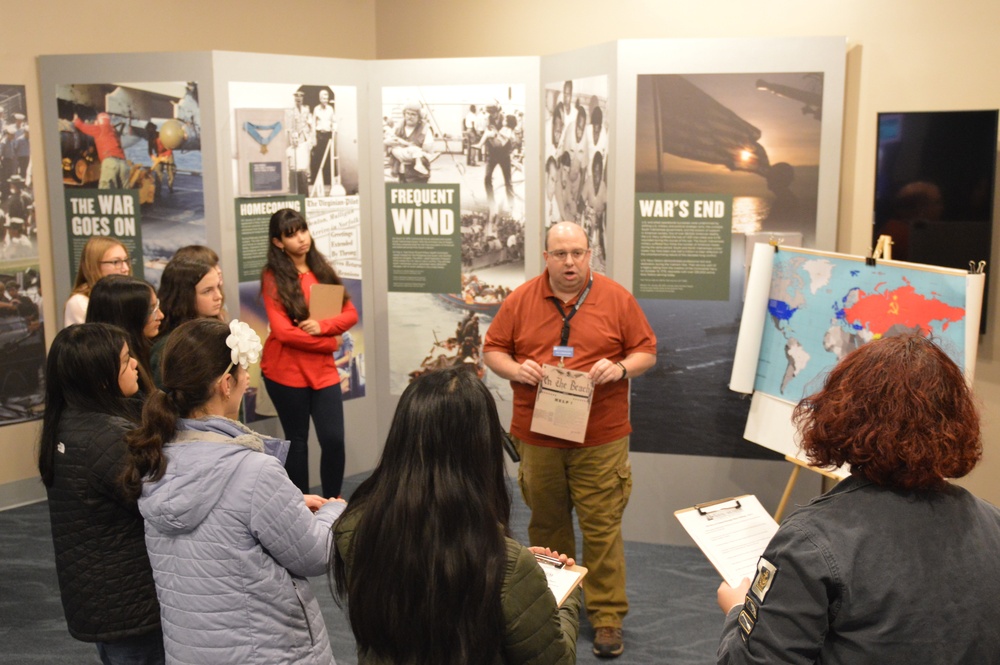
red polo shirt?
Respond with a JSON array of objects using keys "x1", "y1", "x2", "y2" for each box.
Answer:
[{"x1": 483, "y1": 270, "x2": 656, "y2": 448}]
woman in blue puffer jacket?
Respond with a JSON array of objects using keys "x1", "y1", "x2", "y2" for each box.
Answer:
[{"x1": 121, "y1": 317, "x2": 343, "y2": 665}]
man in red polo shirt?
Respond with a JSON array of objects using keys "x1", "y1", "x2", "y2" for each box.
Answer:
[{"x1": 484, "y1": 221, "x2": 656, "y2": 659}]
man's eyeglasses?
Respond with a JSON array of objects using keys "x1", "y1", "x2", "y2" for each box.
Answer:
[
  {"x1": 100, "y1": 258, "x2": 132, "y2": 269},
  {"x1": 548, "y1": 249, "x2": 589, "y2": 261}
]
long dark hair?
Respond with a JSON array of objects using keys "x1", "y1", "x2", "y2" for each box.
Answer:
[
  {"x1": 156, "y1": 257, "x2": 212, "y2": 338},
  {"x1": 121, "y1": 318, "x2": 238, "y2": 501},
  {"x1": 86, "y1": 274, "x2": 156, "y2": 393},
  {"x1": 38, "y1": 323, "x2": 138, "y2": 487},
  {"x1": 261, "y1": 208, "x2": 346, "y2": 323},
  {"x1": 333, "y1": 366, "x2": 510, "y2": 664}
]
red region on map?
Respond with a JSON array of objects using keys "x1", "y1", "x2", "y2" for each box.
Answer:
[{"x1": 843, "y1": 281, "x2": 965, "y2": 336}]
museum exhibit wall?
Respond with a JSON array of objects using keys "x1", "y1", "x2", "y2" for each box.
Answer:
[
  {"x1": 18, "y1": 38, "x2": 840, "y2": 546},
  {"x1": 0, "y1": 1, "x2": 377, "y2": 507},
  {"x1": 372, "y1": 0, "x2": 1000, "y2": 523},
  {"x1": 0, "y1": 1, "x2": 997, "y2": 546}
]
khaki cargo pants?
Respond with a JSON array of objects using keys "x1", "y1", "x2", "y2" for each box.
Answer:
[{"x1": 515, "y1": 435, "x2": 632, "y2": 628}]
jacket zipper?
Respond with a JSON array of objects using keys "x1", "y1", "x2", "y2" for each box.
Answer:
[{"x1": 291, "y1": 579, "x2": 315, "y2": 645}]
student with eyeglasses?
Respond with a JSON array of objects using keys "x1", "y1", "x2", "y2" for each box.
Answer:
[
  {"x1": 484, "y1": 221, "x2": 657, "y2": 659},
  {"x1": 86, "y1": 275, "x2": 164, "y2": 397},
  {"x1": 64, "y1": 237, "x2": 131, "y2": 326}
]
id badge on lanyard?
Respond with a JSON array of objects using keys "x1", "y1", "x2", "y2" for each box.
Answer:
[{"x1": 550, "y1": 276, "x2": 592, "y2": 368}]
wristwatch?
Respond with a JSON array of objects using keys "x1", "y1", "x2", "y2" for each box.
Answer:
[{"x1": 616, "y1": 361, "x2": 627, "y2": 380}]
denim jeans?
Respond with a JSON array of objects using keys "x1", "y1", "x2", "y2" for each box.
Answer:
[{"x1": 96, "y1": 628, "x2": 164, "y2": 665}]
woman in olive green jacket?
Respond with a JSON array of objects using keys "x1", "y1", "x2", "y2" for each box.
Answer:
[{"x1": 331, "y1": 366, "x2": 579, "y2": 665}]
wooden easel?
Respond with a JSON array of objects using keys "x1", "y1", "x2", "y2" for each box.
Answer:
[
  {"x1": 871, "y1": 234, "x2": 893, "y2": 260},
  {"x1": 774, "y1": 456, "x2": 845, "y2": 521}
]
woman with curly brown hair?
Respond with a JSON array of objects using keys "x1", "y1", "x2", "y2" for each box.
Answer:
[{"x1": 717, "y1": 334, "x2": 1000, "y2": 665}]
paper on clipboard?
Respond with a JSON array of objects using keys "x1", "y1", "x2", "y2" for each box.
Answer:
[
  {"x1": 674, "y1": 495, "x2": 778, "y2": 587},
  {"x1": 309, "y1": 284, "x2": 344, "y2": 320},
  {"x1": 536, "y1": 560, "x2": 588, "y2": 607}
]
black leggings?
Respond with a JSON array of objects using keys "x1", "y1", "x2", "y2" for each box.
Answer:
[{"x1": 263, "y1": 376, "x2": 345, "y2": 497}]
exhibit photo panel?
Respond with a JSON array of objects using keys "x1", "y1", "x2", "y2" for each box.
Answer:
[
  {"x1": 382, "y1": 83, "x2": 528, "y2": 397},
  {"x1": 622, "y1": 39, "x2": 846, "y2": 458},
  {"x1": 0, "y1": 84, "x2": 45, "y2": 426},
  {"x1": 55, "y1": 81, "x2": 206, "y2": 288},
  {"x1": 543, "y1": 75, "x2": 610, "y2": 274},
  {"x1": 229, "y1": 81, "x2": 366, "y2": 410}
]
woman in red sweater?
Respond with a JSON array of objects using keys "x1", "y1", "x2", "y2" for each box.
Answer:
[{"x1": 261, "y1": 208, "x2": 357, "y2": 497}]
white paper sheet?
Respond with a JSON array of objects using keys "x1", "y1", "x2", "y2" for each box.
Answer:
[
  {"x1": 675, "y1": 495, "x2": 779, "y2": 587},
  {"x1": 536, "y1": 560, "x2": 588, "y2": 607}
]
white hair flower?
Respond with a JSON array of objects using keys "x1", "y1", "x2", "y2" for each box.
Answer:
[{"x1": 226, "y1": 319, "x2": 262, "y2": 370}]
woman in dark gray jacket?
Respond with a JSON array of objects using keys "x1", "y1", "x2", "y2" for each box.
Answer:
[
  {"x1": 38, "y1": 323, "x2": 163, "y2": 664},
  {"x1": 717, "y1": 334, "x2": 1000, "y2": 664}
]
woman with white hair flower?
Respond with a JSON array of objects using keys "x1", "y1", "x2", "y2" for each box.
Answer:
[{"x1": 121, "y1": 318, "x2": 344, "y2": 665}]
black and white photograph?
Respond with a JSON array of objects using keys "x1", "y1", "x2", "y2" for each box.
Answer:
[
  {"x1": 544, "y1": 75, "x2": 609, "y2": 273},
  {"x1": 382, "y1": 84, "x2": 527, "y2": 396},
  {"x1": 0, "y1": 85, "x2": 44, "y2": 425}
]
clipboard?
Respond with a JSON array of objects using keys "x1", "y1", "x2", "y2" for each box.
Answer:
[
  {"x1": 674, "y1": 494, "x2": 778, "y2": 587},
  {"x1": 309, "y1": 284, "x2": 344, "y2": 320},
  {"x1": 535, "y1": 556, "x2": 588, "y2": 607}
]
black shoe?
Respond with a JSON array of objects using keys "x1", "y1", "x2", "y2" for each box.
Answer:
[{"x1": 593, "y1": 626, "x2": 624, "y2": 658}]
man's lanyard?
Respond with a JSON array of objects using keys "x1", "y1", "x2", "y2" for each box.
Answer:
[{"x1": 549, "y1": 275, "x2": 593, "y2": 347}]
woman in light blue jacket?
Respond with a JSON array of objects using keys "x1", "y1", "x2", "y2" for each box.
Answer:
[{"x1": 121, "y1": 318, "x2": 342, "y2": 665}]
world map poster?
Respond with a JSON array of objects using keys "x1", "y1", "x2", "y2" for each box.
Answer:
[
  {"x1": 741, "y1": 245, "x2": 982, "y2": 405},
  {"x1": 732, "y1": 244, "x2": 984, "y2": 461}
]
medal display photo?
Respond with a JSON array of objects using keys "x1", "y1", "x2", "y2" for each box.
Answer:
[{"x1": 234, "y1": 108, "x2": 291, "y2": 195}]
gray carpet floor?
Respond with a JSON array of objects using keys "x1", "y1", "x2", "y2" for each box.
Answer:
[{"x1": 1, "y1": 473, "x2": 724, "y2": 664}]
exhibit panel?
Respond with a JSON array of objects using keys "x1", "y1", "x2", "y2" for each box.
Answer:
[
  {"x1": 38, "y1": 51, "x2": 383, "y2": 485},
  {"x1": 613, "y1": 38, "x2": 846, "y2": 543},
  {"x1": 367, "y1": 56, "x2": 541, "y2": 443},
  {"x1": 0, "y1": 85, "x2": 45, "y2": 429},
  {"x1": 30, "y1": 42, "x2": 845, "y2": 542},
  {"x1": 210, "y1": 51, "x2": 380, "y2": 476},
  {"x1": 39, "y1": 53, "x2": 220, "y2": 300}
]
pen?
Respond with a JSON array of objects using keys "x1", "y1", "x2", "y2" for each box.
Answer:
[{"x1": 534, "y1": 553, "x2": 565, "y2": 569}]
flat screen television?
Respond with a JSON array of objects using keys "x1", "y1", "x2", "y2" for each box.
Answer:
[{"x1": 873, "y1": 109, "x2": 997, "y2": 334}]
